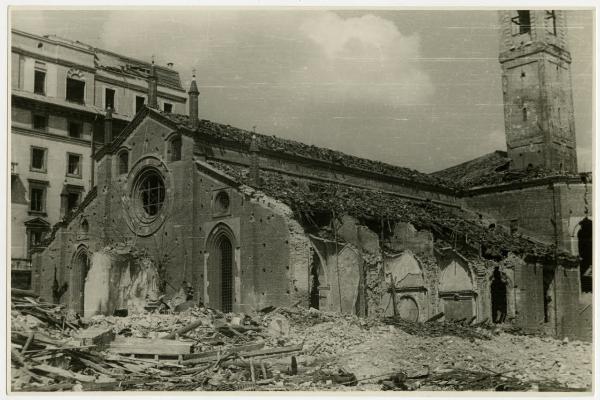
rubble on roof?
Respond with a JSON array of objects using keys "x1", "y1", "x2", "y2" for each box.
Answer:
[
  {"x1": 158, "y1": 110, "x2": 456, "y2": 190},
  {"x1": 208, "y1": 161, "x2": 577, "y2": 265},
  {"x1": 431, "y1": 151, "x2": 591, "y2": 189}
]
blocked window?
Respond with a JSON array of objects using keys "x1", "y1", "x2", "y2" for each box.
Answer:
[
  {"x1": 29, "y1": 185, "x2": 46, "y2": 212},
  {"x1": 30, "y1": 147, "x2": 47, "y2": 172},
  {"x1": 163, "y1": 102, "x2": 173, "y2": 113},
  {"x1": 67, "y1": 153, "x2": 82, "y2": 177},
  {"x1": 68, "y1": 121, "x2": 82, "y2": 138},
  {"x1": 105, "y1": 88, "x2": 116, "y2": 111},
  {"x1": 32, "y1": 114, "x2": 48, "y2": 131},
  {"x1": 135, "y1": 96, "x2": 145, "y2": 114},
  {"x1": 169, "y1": 137, "x2": 182, "y2": 161},
  {"x1": 34, "y1": 69, "x2": 46, "y2": 95},
  {"x1": 512, "y1": 10, "x2": 531, "y2": 35},
  {"x1": 118, "y1": 151, "x2": 129, "y2": 175},
  {"x1": 66, "y1": 78, "x2": 85, "y2": 103},
  {"x1": 215, "y1": 191, "x2": 230, "y2": 213}
]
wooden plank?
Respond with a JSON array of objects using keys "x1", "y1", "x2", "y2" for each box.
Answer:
[
  {"x1": 31, "y1": 364, "x2": 113, "y2": 383},
  {"x1": 108, "y1": 338, "x2": 192, "y2": 355},
  {"x1": 181, "y1": 344, "x2": 303, "y2": 366},
  {"x1": 182, "y1": 341, "x2": 265, "y2": 360}
]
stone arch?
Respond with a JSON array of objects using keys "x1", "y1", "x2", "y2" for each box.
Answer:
[
  {"x1": 385, "y1": 250, "x2": 425, "y2": 288},
  {"x1": 70, "y1": 245, "x2": 90, "y2": 315},
  {"x1": 205, "y1": 223, "x2": 238, "y2": 312},
  {"x1": 383, "y1": 251, "x2": 428, "y2": 321},
  {"x1": 439, "y1": 258, "x2": 477, "y2": 321}
]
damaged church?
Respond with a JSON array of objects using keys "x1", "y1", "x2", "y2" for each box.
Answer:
[{"x1": 30, "y1": 10, "x2": 592, "y2": 341}]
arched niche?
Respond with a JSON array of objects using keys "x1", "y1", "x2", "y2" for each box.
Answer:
[
  {"x1": 439, "y1": 259, "x2": 477, "y2": 321},
  {"x1": 385, "y1": 251, "x2": 425, "y2": 289},
  {"x1": 70, "y1": 245, "x2": 90, "y2": 315}
]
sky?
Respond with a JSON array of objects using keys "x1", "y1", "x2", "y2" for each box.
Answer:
[{"x1": 10, "y1": 8, "x2": 594, "y2": 173}]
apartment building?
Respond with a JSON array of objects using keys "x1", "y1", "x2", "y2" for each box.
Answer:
[{"x1": 10, "y1": 29, "x2": 187, "y2": 288}]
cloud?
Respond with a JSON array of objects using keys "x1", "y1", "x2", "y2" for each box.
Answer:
[{"x1": 296, "y1": 12, "x2": 434, "y2": 107}]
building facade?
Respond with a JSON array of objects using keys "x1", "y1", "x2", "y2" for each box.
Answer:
[
  {"x1": 10, "y1": 29, "x2": 187, "y2": 288},
  {"x1": 26, "y1": 10, "x2": 592, "y2": 341}
]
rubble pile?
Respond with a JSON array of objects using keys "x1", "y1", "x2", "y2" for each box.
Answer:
[
  {"x1": 11, "y1": 291, "x2": 592, "y2": 392},
  {"x1": 209, "y1": 161, "x2": 577, "y2": 264}
]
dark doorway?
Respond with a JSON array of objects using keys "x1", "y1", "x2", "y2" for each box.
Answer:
[
  {"x1": 218, "y1": 236, "x2": 233, "y2": 313},
  {"x1": 542, "y1": 266, "x2": 555, "y2": 324},
  {"x1": 309, "y1": 248, "x2": 320, "y2": 309},
  {"x1": 490, "y1": 267, "x2": 507, "y2": 323},
  {"x1": 578, "y1": 218, "x2": 592, "y2": 292},
  {"x1": 72, "y1": 251, "x2": 90, "y2": 315}
]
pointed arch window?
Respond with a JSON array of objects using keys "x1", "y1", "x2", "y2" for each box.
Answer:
[
  {"x1": 168, "y1": 136, "x2": 182, "y2": 162},
  {"x1": 118, "y1": 150, "x2": 129, "y2": 175}
]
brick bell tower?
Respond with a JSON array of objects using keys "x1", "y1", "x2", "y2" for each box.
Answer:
[{"x1": 498, "y1": 10, "x2": 577, "y2": 173}]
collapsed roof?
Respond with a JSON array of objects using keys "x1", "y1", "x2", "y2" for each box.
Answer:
[{"x1": 205, "y1": 160, "x2": 578, "y2": 266}]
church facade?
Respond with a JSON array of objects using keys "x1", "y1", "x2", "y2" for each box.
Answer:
[{"x1": 30, "y1": 10, "x2": 591, "y2": 340}]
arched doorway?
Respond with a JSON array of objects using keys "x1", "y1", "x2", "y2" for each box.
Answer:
[
  {"x1": 490, "y1": 267, "x2": 507, "y2": 323},
  {"x1": 206, "y1": 224, "x2": 236, "y2": 313},
  {"x1": 71, "y1": 248, "x2": 90, "y2": 315}
]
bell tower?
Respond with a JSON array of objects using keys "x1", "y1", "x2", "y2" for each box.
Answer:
[{"x1": 498, "y1": 10, "x2": 577, "y2": 173}]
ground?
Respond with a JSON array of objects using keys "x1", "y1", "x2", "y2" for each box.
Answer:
[{"x1": 10, "y1": 292, "x2": 593, "y2": 392}]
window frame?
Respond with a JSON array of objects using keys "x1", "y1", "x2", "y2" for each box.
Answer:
[
  {"x1": 104, "y1": 87, "x2": 116, "y2": 111},
  {"x1": 66, "y1": 152, "x2": 83, "y2": 178},
  {"x1": 30, "y1": 146, "x2": 47, "y2": 173},
  {"x1": 135, "y1": 95, "x2": 146, "y2": 114},
  {"x1": 545, "y1": 10, "x2": 557, "y2": 36},
  {"x1": 168, "y1": 136, "x2": 182, "y2": 162},
  {"x1": 163, "y1": 102, "x2": 173, "y2": 113},
  {"x1": 34, "y1": 69, "x2": 46, "y2": 95},
  {"x1": 117, "y1": 149, "x2": 129, "y2": 175},
  {"x1": 68, "y1": 120, "x2": 83, "y2": 139},
  {"x1": 32, "y1": 113, "x2": 48, "y2": 131},
  {"x1": 65, "y1": 77, "x2": 86, "y2": 104},
  {"x1": 28, "y1": 181, "x2": 48, "y2": 214}
]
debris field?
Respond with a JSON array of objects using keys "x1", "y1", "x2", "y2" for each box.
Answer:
[{"x1": 11, "y1": 289, "x2": 592, "y2": 392}]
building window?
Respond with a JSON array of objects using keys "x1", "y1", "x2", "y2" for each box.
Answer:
[
  {"x1": 66, "y1": 78, "x2": 85, "y2": 103},
  {"x1": 118, "y1": 150, "x2": 129, "y2": 175},
  {"x1": 30, "y1": 147, "x2": 47, "y2": 172},
  {"x1": 29, "y1": 184, "x2": 46, "y2": 213},
  {"x1": 215, "y1": 191, "x2": 230, "y2": 213},
  {"x1": 512, "y1": 10, "x2": 531, "y2": 35},
  {"x1": 34, "y1": 69, "x2": 46, "y2": 95},
  {"x1": 135, "y1": 96, "x2": 145, "y2": 114},
  {"x1": 67, "y1": 153, "x2": 82, "y2": 177},
  {"x1": 545, "y1": 10, "x2": 557, "y2": 36},
  {"x1": 27, "y1": 229, "x2": 46, "y2": 254},
  {"x1": 67, "y1": 191, "x2": 81, "y2": 212},
  {"x1": 522, "y1": 107, "x2": 528, "y2": 122},
  {"x1": 136, "y1": 170, "x2": 165, "y2": 217},
  {"x1": 105, "y1": 88, "x2": 116, "y2": 111},
  {"x1": 163, "y1": 102, "x2": 173, "y2": 113},
  {"x1": 32, "y1": 114, "x2": 48, "y2": 131},
  {"x1": 169, "y1": 136, "x2": 182, "y2": 161},
  {"x1": 68, "y1": 121, "x2": 82, "y2": 138}
]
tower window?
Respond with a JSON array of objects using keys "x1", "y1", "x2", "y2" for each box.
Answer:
[
  {"x1": 512, "y1": 11, "x2": 531, "y2": 35},
  {"x1": 545, "y1": 10, "x2": 557, "y2": 36}
]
